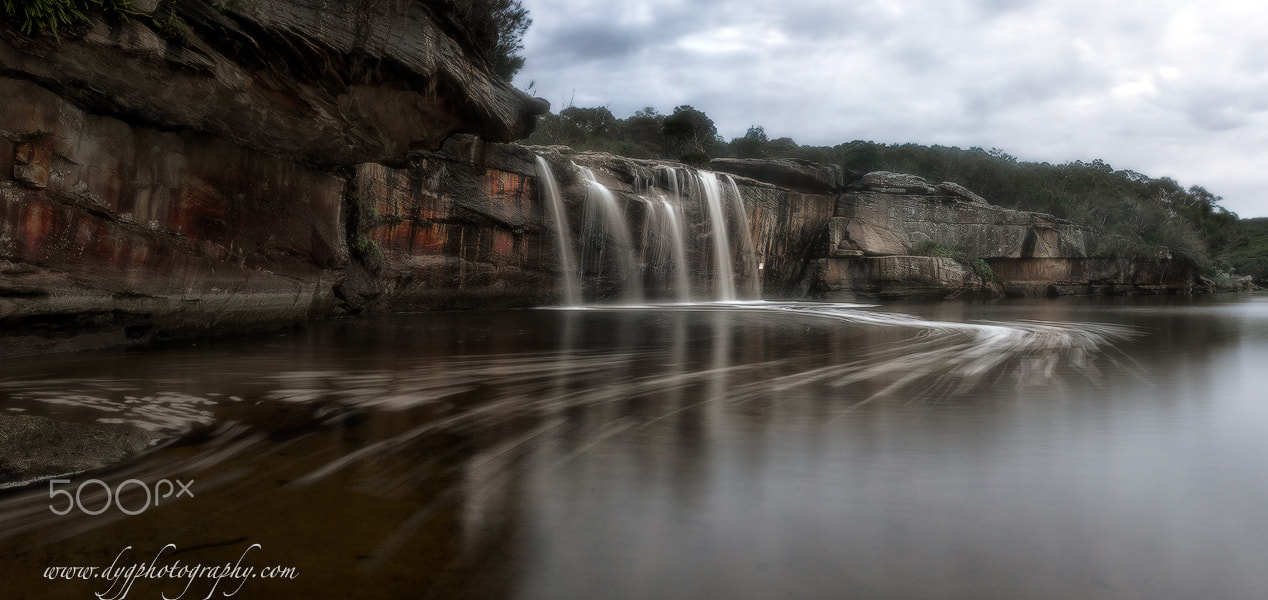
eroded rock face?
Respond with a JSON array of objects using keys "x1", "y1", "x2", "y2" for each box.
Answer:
[
  {"x1": 717, "y1": 159, "x2": 1193, "y2": 300},
  {"x1": 1, "y1": 78, "x2": 346, "y2": 356},
  {"x1": 339, "y1": 143, "x2": 557, "y2": 311},
  {"x1": 818, "y1": 255, "x2": 1001, "y2": 300},
  {"x1": 0, "y1": 0, "x2": 546, "y2": 167},
  {"x1": 0, "y1": 1, "x2": 546, "y2": 356},
  {"x1": 830, "y1": 191, "x2": 1091, "y2": 259},
  {"x1": 989, "y1": 257, "x2": 1195, "y2": 297}
]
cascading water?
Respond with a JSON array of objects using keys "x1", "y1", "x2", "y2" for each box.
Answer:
[
  {"x1": 656, "y1": 166, "x2": 692, "y2": 301},
  {"x1": 724, "y1": 175, "x2": 759, "y2": 297},
  {"x1": 661, "y1": 165, "x2": 682, "y2": 201},
  {"x1": 696, "y1": 172, "x2": 737, "y2": 301},
  {"x1": 535, "y1": 156, "x2": 581, "y2": 306},
  {"x1": 578, "y1": 165, "x2": 644, "y2": 303},
  {"x1": 661, "y1": 198, "x2": 692, "y2": 302},
  {"x1": 535, "y1": 158, "x2": 753, "y2": 304}
]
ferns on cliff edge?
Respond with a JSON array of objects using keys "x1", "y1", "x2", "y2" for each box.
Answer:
[{"x1": 2, "y1": 0, "x2": 132, "y2": 40}]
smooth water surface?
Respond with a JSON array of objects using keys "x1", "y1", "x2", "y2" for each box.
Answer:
[{"x1": 2, "y1": 295, "x2": 1267, "y2": 599}]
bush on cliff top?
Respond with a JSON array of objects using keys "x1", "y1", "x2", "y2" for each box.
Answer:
[
  {"x1": 2, "y1": 0, "x2": 131, "y2": 39},
  {"x1": 446, "y1": 0, "x2": 530, "y2": 81}
]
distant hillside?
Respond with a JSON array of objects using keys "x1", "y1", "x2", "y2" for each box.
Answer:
[{"x1": 525, "y1": 105, "x2": 1247, "y2": 275}]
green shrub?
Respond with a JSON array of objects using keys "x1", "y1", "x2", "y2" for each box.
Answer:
[
  {"x1": 678, "y1": 150, "x2": 711, "y2": 168},
  {"x1": 911, "y1": 240, "x2": 955, "y2": 258},
  {"x1": 349, "y1": 233, "x2": 379, "y2": 258},
  {"x1": 970, "y1": 258, "x2": 997, "y2": 281},
  {"x1": 2, "y1": 0, "x2": 133, "y2": 40},
  {"x1": 912, "y1": 240, "x2": 996, "y2": 281}
]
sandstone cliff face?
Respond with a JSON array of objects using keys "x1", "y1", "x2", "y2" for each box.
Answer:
[
  {"x1": 0, "y1": 0, "x2": 545, "y2": 356},
  {"x1": 340, "y1": 138, "x2": 556, "y2": 310},
  {"x1": 705, "y1": 166, "x2": 1194, "y2": 300}
]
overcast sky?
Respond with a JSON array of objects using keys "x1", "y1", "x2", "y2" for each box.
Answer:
[{"x1": 512, "y1": 0, "x2": 1268, "y2": 218}]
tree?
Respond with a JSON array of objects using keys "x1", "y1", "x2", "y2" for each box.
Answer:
[
  {"x1": 730, "y1": 125, "x2": 768, "y2": 158},
  {"x1": 662, "y1": 105, "x2": 719, "y2": 161},
  {"x1": 560, "y1": 106, "x2": 616, "y2": 139},
  {"x1": 615, "y1": 107, "x2": 666, "y2": 158},
  {"x1": 767, "y1": 137, "x2": 799, "y2": 157},
  {"x1": 449, "y1": 0, "x2": 531, "y2": 81}
]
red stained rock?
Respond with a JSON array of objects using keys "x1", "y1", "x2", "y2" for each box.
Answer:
[{"x1": 13, "y1": 142, "x2": 51, "y2": 189}]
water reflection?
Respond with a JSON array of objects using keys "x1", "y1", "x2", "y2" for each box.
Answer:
[{"x1": 0, "y1": 296, "x2": 1266, "y2": 599}]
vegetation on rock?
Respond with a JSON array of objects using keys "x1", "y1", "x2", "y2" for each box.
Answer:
[
  {"x1": 446, "y1": 0, "x2": 530, "y2": 82},
  {"x1": 1221, "y1": 218, "x2": 1268, "y2": 283},
  {"x1": 1, "y1": 0, "x2": 131, "y2": 39}
]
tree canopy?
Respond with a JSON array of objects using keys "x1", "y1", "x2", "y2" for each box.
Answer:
[{"x1": 447, "y1": 0, "x2": 530, "y2": 81}]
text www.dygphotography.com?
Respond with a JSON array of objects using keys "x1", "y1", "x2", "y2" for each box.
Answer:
[{"x1": 43, "y1": 543, "x2": 298, "y2": 600}]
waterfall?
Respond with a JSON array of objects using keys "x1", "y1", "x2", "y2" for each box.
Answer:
[
  {"x1": 535, "y1": 156, "x2": 581, "y2": 306},
  {"x1": 696, "y1": 172, "x2": 737, "y2": 301},
  {"x1": 661, "y1": 197, "x2": 692, "y2": 302},
  {"x1": 657, "y1": 166, "x2": 692, "y2": 302},
  {"x1": 535, "y1": 158, "x2": 753, "y2": 305},
  {"x1": 661, "y1": 165, "x2": 681, "y2": 201},
  {"x1": 724, "y1": 175, "x2": 759, "y2": 298},
  {"x1": 578, "y1": 165, "x2": 644, "y2": 303}
]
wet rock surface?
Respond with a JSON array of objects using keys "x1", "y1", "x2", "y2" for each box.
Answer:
[{"x1": 0, "y1": 414, "x2": 160, "y2": 487}]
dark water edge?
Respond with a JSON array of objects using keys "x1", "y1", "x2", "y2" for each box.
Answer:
[{"x1": 1, "y1": 293, "x2": 1267, "y2": 599}]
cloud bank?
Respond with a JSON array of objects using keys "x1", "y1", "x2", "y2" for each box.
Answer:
[{"x1": 514, "y1": 0, "x2": 1268, "y2": 217}]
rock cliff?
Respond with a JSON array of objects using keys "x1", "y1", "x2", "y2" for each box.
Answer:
[
  {"x1": 1, "y1": 0, "x2": 546, "y2": 356},
  {"x1": 806, "y1": 171, "x2": 1193, "y2": 299},
  {"x1": 700, "y1": 161, "x2": 1193, "y2": 300}
]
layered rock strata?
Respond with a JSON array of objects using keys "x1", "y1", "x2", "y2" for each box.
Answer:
[
  {"x1": 1, "y1": 0, "x2": 546, "y2": 356},
  {"x1": 704, "y1": 165, "x2": 1194, "y2": 300}
]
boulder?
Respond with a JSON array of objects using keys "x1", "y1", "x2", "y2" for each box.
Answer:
[
  {"x1": 857, "y1": 171, "x2": 936, "y2": 194},
  {"x1": 936, "y1": 181, "x2": 989, "y2": 204},
  {"x1": 710, "y1": 157, "x2": 848, "y2": 194},
  {"x1": 829, "y1": 217, "x2": 909, "y2": 256}
]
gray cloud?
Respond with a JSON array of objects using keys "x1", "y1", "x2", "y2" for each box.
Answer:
[
  {"x1": 516, "y1": 0, "x2": 1268, "y2": 217},
  {"x1": 535, "y1": 24, "x2": 648, "y2": 61}
]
